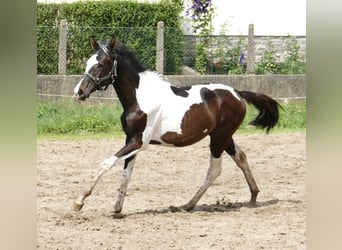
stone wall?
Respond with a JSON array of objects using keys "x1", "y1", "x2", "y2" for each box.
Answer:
[
  {"x1": 37, "y1": 74, "x2": 306, "y2": 104},
  {"x1": 183, "y1": 35, "x2": 306, "y2": 65}
]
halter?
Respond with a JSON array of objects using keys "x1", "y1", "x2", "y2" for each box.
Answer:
[{"x1": 85, "y1": 45, "x2": 118, "y2": 91}]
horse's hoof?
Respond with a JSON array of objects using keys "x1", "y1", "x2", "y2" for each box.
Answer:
[
  {"x1": 114, "y1": 200, "x2": 124, "y2": 214},
  {"x1": 112, "y1": 213, "x2": 125, "y2": 219},
  {"x1": 72, "y1": 201, "x2": 84, "y2": 211},
  {"x1": 169, "y1": 204, "x2": 194, "y2": 212},
  {"x1": 169, "y1": 206, "x2": 182, "y2": 212},
  {"x1": 180, "y1": 202, "x2": 196, "y2": 211},
  {"x1": 249, "y1": 202, "x2": 258, "y2": 207}
]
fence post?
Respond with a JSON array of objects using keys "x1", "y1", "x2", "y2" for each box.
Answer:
[
  {"x1": 246, "y1": 23, "x2": 254, "y2": 74},
  {"x1": 58, "y1": 19, "x2": 68, "y2": 75},
  {"x1": 156, "y1": 21, "x2": 164, "y2": 74}
]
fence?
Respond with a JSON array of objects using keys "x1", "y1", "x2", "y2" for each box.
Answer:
[
  {"x1": 37, "y1": 21, "x2": 183, "y2": 75},
  {"x1": 37, "y1": 21, "x2": 306, "y2": 103},
  {"x1": 37, "y1": 21, "x2": 306, "y2": 75}
]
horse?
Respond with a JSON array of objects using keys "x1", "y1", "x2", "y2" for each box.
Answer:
[{"x1": 72, "y1": 36, "x2": 280, "y2": 213}]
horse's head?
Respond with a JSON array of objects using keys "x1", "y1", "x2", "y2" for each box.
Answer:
[{"x1": 74, "y1": 36, "x2": 118, "y2": 100}]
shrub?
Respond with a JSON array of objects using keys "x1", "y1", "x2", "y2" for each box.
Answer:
[
  {"x1": 255, "y1": 38, "x2": 306, "y2": 75},
  {"x1": 280, "y1": 38, "x2": 306, "y2": 74},
  {"x1": 255, "y1": 41, "x2": 281, "y2": 74},
  {"x1": 37, "y1": 0, "x2": 184, "y2": 75}
]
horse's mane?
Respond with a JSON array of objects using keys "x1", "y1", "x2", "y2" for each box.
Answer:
[{"x1": 113, "y1": 42, "x2": 146, "y2": 74}]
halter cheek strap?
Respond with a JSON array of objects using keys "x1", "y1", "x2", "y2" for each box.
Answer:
[
  {"x1": 85, "y1": 59, "x2": 117, "y2": 91},
  {"x1": 85, "y1": 45, "x2": 118, "y2": 91}
]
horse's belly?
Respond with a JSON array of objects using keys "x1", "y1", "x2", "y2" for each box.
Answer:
[{"x1": 155, "y1": 102, "x2": 216, "y2": 146}]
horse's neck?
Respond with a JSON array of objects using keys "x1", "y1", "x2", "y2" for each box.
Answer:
[
  {"x1": 112, "y1": 66, "x2": 140, "y2": 112},
  {"x1": 113, "y1": 78, "x2": 138, "y2": 111}
]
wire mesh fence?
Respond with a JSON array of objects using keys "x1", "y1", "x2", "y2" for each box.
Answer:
[
  {"x1": 37, "y1": 22, "x2": 185, "y2": 75},
  {"x1": 37, "y1": 21, "x2": 306, "y2": 76}
]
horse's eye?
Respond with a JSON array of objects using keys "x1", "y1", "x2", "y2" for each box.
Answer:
[{"x1": 98, "y1": 63, "x2": 104, "y2": 68}]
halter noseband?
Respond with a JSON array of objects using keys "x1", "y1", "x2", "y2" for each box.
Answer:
[{"x1": 85, "y1": 45, "x2": 118, "y2": 91}]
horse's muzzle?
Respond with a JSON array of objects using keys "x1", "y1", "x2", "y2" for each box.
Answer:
[{"x1": 75, "y1": 89, "x2": 89, "y2": 101}]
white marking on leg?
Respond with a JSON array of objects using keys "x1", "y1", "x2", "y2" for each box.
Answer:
[
  {"x1": 182, "y1": 154, "x2": 222, "y2": 210},
  {"x1": 72, "y1": 155, "x2": 119, "y2": 211},
  {"x1": 114, "y1": 157, "x2": 137, "y2": 213},
  {"x1": 101, "y1": 155, "x2": 119, "y2": 170}
]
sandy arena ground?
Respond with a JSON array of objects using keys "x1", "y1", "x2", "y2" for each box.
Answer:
[{"x1": 37, "y1": 132, "x2": 306, "y2": 249}]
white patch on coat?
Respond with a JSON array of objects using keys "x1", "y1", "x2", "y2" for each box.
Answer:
[
  {"x1": 74, "y1": 53, "x2": 99, "y2": 95},
  {"x1": 135, "y1": 70, "x2": 241, "y2": 146},
  {"x1": 85, "y1": 53, "x2": 99, "y2": 72},
  {"x1": 74, "y1": 76, "x2": 84, "y2": 95}
]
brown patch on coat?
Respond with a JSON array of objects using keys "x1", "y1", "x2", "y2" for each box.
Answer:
[{"x1": 161, "y1": 87, "x2": 220, "y2": 146}]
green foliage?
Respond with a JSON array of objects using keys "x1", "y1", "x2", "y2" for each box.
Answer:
[
  {"x1": 37, "y1": 0, "x2": 184, "y2": 74},
  {"x1": 255, "y1": 38, "x2": 306, "y2": 75},
  {"x1": 280, "y1": 38, "x2": 306, "y2": 74},
  {"x1": 213, "y1": 35, "x2": 247, "y2": 74},
  {"x1": 194, "y1": 40, "x2": 208, "y2": 74},
  {"x1": 186, "y1": 0, "x2": 215, "y2": 74},
  {"x1": 255, "y1": 41, "x2": 281, "y2": 74},
  {"x1": 240, "y1": 100, "x2": 306, "y2": 133}
]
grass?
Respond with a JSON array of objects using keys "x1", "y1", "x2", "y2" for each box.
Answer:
[
  {"x1": 37, "y1": 100, "x2": 306, "y2": 140},
  {"x1": 37, "y1": 100, "x2": 123, "y2": 137},
  {"x1": 238, "y1": 100, "x2": 306, "y2": 134}
]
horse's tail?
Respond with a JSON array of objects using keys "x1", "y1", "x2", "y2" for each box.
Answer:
[{"x1": 236, "y1": 90, "x2": 281, "y2": 133}]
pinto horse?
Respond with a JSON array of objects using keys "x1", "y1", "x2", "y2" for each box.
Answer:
[{"x1": 72, "y1": 36, "x2": 280, "y2": 213}]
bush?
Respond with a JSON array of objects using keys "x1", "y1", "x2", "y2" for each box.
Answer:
[
  {"x1": 255, "y1": 38, "x2": 306, "y2": 75},
  {"x1": 280, "y1": 38, "x2": 306, "y2": 74},
  {"x1": 212, "y1": 36, "x2": 247, "y2": 74},
  {"x1": 37, "y1": 0, "x2": 184, "y2": 75}
]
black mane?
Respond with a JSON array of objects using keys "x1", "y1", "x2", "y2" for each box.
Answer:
[{"x1": 113, "y1": 43, "x2": 146, "y2": 74}]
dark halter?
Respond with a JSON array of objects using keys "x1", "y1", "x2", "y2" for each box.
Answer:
[{"x1": 85, "y1": 45, "x2": 118, "y2": 91}]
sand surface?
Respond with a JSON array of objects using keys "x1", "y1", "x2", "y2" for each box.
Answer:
[{"x1": 37, "y1": 132, "x2": 306, "y2": 249}]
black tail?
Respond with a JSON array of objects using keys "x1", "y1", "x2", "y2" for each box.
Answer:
[{"x1": 236, "y1": 90, "x2": 281, "y2": 133}]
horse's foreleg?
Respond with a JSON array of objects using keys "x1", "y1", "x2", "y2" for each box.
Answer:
[
  {"x1": 113, "y1": 156, "x2": 137, "y2": 213},
  {"x1": 72, "y1": 155, "x2": 120, "y2": 211},
  {"x1": 180, "y1": 155, "x2": 222, "y2": 211},
  {"x1": 228, "y1": 144, "x2": 259, "y2": 204},
  {"x1": 72, "y1": 138, "x2": 143, "y2": 212}
]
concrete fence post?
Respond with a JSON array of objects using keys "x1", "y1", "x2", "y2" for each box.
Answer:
[
  {"x1": 58, "y1": 19, "x2": 68, "y2": 75},
  {"x1": 246, "y1": 23, "x2": 254, "y2": 74},
  {"x1": 156, "y1": 21, "x2": 164, "y2": 74}
]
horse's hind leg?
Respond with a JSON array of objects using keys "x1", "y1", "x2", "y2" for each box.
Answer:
[
  {"x1": 179, "y1": 154, "x2": 222, "y2": 211},
  {"x1": 113, "y1": 156, "x2": 136, "y2": 213},
  {"x1": 225, "y1": 140, "x2": 260, "y2": 204}
]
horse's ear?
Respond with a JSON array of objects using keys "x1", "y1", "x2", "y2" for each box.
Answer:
[
  {"x1": 89, "y1": 36, "x2": 100, "y2": 51},
  {"x1": 108, "y1": 36, "x2": 117, "y2": 52}
]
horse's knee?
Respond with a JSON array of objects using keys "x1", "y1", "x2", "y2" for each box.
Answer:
[
  {"x1": 225, "y1": 140, "x2": 236, "y2": 156},
  {"x1": 229, "y1": 145, "x2": 248, "y2": 168}
]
